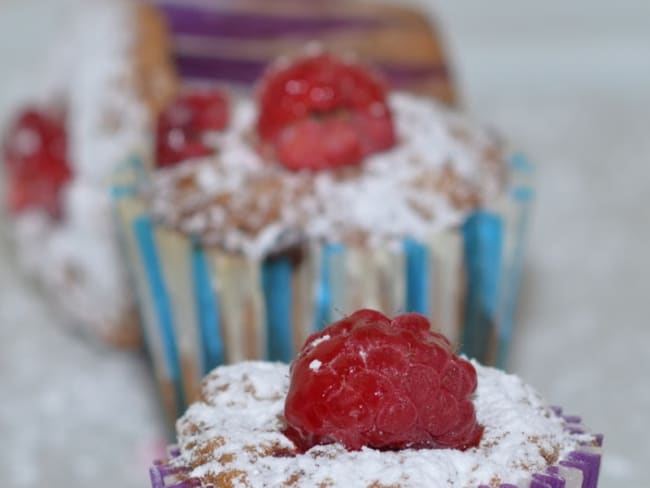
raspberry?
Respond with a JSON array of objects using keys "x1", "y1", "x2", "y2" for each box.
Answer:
[
  {"x1": 2, "y1": 109, "x2": 71, "y2": 219},
  {"x1": 256, "y1": 53, "x2": 396, "y2": 171},
  {"x1": 156, "y1": 89, "x2": 229, "y2": 167},
  {"x1": 284, "y1": 309, "x2": 483, "y2": 452}
]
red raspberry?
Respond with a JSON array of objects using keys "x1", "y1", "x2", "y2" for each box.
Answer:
[
  {"x1": 2, "y1": 109, "x2": 71, "y2": 219},
  {"x1": 284, "y1": 309, "x2": 483, "y2": 452},
  {"x1": 156, "y1": 89, "x2": 229, "y2": 168},
  {"x1": 256, "y1": 53, "x2": 397, "y2": 171}
]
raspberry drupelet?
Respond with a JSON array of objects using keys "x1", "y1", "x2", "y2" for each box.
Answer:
[{"x1": 284, "y1": 309, "x2": 484, "y2": 452}]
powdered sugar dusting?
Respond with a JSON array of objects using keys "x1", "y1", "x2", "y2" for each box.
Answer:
[
  {"x1": 174, "y1": 361, "x2": 593, "y2": 488},
  {"x1": 150, "y1": 92, "x2": 507, "y2": 259}
]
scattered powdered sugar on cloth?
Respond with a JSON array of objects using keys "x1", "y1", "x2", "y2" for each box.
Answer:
[
  {"x1": 173, "y1": 361, "x2": 593, "y2": 488},
  {"x1": 150, "y1": 92, "x2": 507, "y2": 259}
]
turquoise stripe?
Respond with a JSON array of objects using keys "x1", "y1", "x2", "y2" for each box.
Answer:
[
  {"x1": 314, "y1": 243, "x2": 345, "y2": 331},
  {"x1": 403, "y1": 239, "x2": 431, "y2": 316},
  {"x1": 461, "y1": 212, "x2": 503, "y2": 364},
  {"x1": 133, "y1": 217, "x2": 185, "y2": 414},
  {"x1": 261, "y1": 257, "x2": 294, "y2": 362},
  {"x1": 191, "y1": 242, "x2": 224, "y2": 374}
]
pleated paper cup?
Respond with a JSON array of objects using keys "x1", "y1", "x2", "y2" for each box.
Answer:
[
  {"x1": 112, "y1": 154, "x2": 533, "y2": 421},
  {"x1": 152, "y1": 0, "x2": 458, "y2": 104}
]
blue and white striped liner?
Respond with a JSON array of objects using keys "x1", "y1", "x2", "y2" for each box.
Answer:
[
  {"x1": 461, "y1": 211, "x2": 503, "y2": 363},
  {"x1": 133, "y1": 217, "x2": 186, "y2": 414},
  {"x1": 191, "y1": 242, "x2": 224, "y2": 374},
  {"x1": 112, "y1": 154, "x2": 533, "y2": 418},
  {"x1": 313, "y1": 243, "x2": 343, "y2": 329}
]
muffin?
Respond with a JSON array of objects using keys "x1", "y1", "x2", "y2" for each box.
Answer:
[
  {"x1": 2, "y1": 0, "x2": 456, "y2": 348},
  {"x1": 149, "y1": 310, "x2": 602, "y2": 487},
  {"x1": 152, "y1": 0, "x2": 457, "y2": 103},
  {"x1": 1, "y1": 0, "x2": 177, "y2": 347},
  {"x1": 112, "y1": 52, "x2": 533, "y2": 421}
]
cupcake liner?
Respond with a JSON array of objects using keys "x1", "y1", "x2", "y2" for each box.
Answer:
[
  {"x1": 112, "y1": 154, "x2": 533, "y2": 420},
  {"x1": 150, "y1": 407, "x2": 602, "y2": 488},
  {"x1": 151, "y1": 0, "x2": 457, "y2": 104}
]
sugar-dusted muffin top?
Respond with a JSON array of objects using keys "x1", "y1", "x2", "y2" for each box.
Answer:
[
  {"x1": 149, "y1": 92, "x2": 507, "y2": 258},
  {"x1": 172, "y1": 361, "x2": 593, "y2": 488}
]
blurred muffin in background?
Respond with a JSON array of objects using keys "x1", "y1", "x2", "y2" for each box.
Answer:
[
  {"x1": 1, "y1": 0, "x2": 178, "y2": 347},
  {"x1": 1, "y1": 0, "x2": 456, "y2": 349},
  {"x1": 112, "y1": 49, "x2": 532, "y2": 422}
]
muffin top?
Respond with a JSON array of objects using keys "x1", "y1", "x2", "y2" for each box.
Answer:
[
  {"x1": 172, "y1": 361, "x2": 594, "y2": 488},
  {"x1": 149, "y1": 91, "x2": 507, "y2": 258},
  {"x1": 146, "y1": 52, "x2": 507, "y2": 258}
]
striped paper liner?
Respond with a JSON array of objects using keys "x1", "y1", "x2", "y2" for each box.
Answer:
[
  {"x1": 112, "y1": 154, "x2": 533, "y2": 421},
  {"x1": 150, "y1": 0, "x2": 457, "y2": 104},
  {"x1": 149, "y1": 408, "x2": 602, "y2": 488}
]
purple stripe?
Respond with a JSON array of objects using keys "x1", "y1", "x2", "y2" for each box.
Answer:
[
  {"x1": 150, "y1": 462, "x2": 200, "y2": 488},
  {"x1": 529, "y1": 481, "x2": 554, "y2": 488},
  {"x1": 150, "y1": 466, "x2": 164, "y2": 488},
  {"x1": 531, "y1": 473, "x2": 566, "y2": 488},
  {"x1": 176, "y1": 56, "x2": 264, "y2": 84},
  {"x1": 566, "y1": 425, "x2": 586, "y2": 435},
  {"x1": 562, "y1": 415, "x2": 581, "y2": 424},
  {"x1": 159, "y1": 4, "x2": 383, "y2": 39},
  {"x1": 562, "y1": 451, "x2": 601, "y2": 488},
  {"x1": 175, "y1": 55, "x2": 448, "y2": 86},
  {"x1": 593, "y1": 433, "x2": 604, "y2": 447}
]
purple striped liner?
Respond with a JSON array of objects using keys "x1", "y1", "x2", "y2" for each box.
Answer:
[
  {"x1": 174, "y1": 54, "x2": 450, "y2": 87},
  {"x1": 158, "y1": 3, "x2": 384, "y2": 39},
  {"x1": 479, "y1": 408, "x2": 603, "y2": 488},
  {"x1": 150, "y1": 447, "x2": 198, "y2": 488},
  {"x1": 150, "y1": 407, "x2": 602, "y2": 488},
  {"x1": 151, "y1": 0, "x2": 456, "y2": 102}
]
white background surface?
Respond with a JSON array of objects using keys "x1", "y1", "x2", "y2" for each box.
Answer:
[{"x1": 1, "y1": 1, "x2": 649, "y2": 487}]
